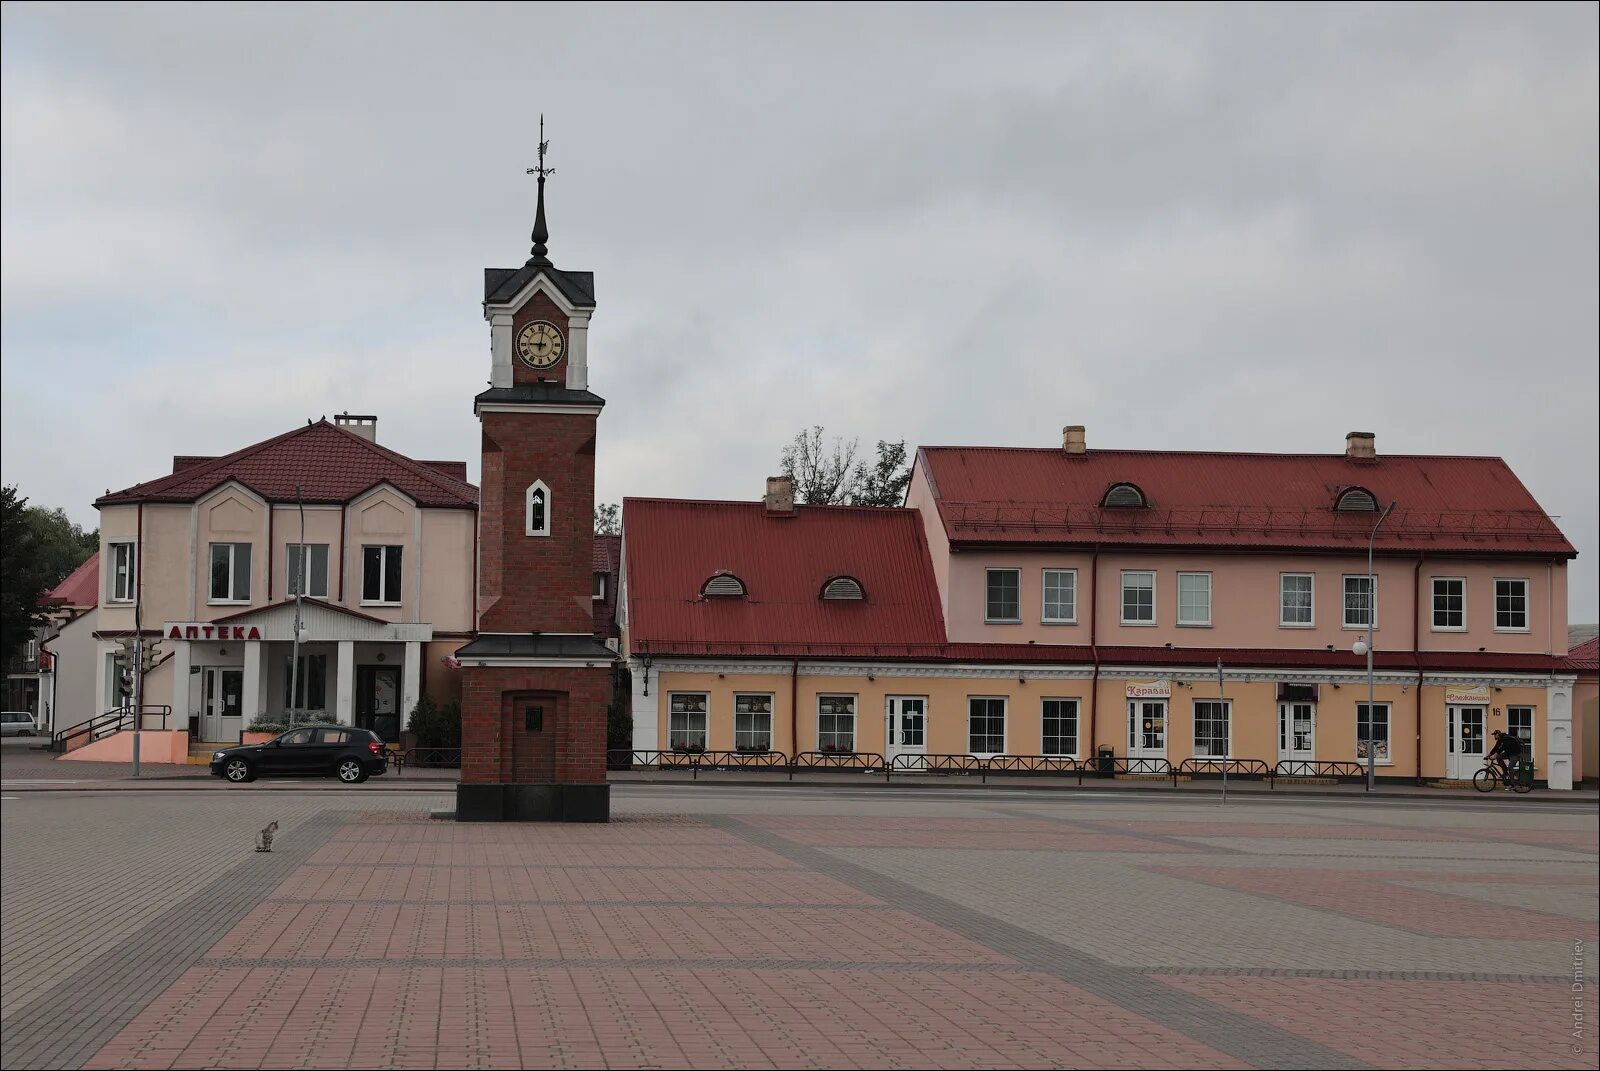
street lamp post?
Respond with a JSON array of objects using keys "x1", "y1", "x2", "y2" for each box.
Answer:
[{"x1": 1353, "y1": 501, "x2": 1397, "y2": 793}]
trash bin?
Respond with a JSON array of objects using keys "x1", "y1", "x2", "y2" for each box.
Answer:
[
  {"x1": 1096, "y1": 746, "x2": 1115, "y2": 778},
  {"x1": 1516, "y1": 756, "x2": 1535, "y2": 788}
]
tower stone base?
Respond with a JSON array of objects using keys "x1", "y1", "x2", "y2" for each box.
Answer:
[{"x1": 455, "y1": 662, "x2": 611, "y2": 823}]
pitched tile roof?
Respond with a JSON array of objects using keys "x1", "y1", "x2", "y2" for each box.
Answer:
[
  {"x1": 623, "y1": 498, "x2": 946, "y2": 652},
  {"x1": 41, "y1": 555, "x2": 99, "y2": 609},
  {"x1": 1566, "y1": 636, "x2": 1598, "y2": 673},
  {"x1": 96, "y1": 420, "x2": 477, "y2": 510},
  {"x1": 918, "y1": 447, "x2": 1574, "y2": 557},
  {"x1": 592, "y1": 534, "x2": 622, "y2": 640}
]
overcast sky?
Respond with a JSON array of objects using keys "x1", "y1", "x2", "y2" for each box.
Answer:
[{"x1": 3, "y1": 3, "x2": 1596, "y2": 618}]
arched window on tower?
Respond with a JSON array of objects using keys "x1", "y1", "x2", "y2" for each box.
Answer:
[{"x1": 525, "y1": 480, "x2": 552, "y2": 537}]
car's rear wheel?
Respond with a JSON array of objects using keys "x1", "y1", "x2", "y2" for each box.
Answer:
[
  {"x1": 337, "y1": 759, "x2": 368, "y2": 784},
  {"x1": 224, "y1": 758, "x2": 255, "y2": 783}
]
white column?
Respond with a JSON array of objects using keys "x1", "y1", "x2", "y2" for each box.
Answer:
[
  {"x1": 401, "y1": 641, "x2": 421, "y2": 730},
  {"x1": 489, "y1": 312, "x2": 513, "y2": 388},
  {"x1": 335, "y1": 640, "x2": 356, "y2": 726},
  {"x1": 630, "y1": 658, "x2": 657, "y2": 752},
  {"x1": 171, "y1": 640, "x2": 192, "y2": 728},
  {"x1": 241, "y1": 641, "x2": 263, "y2": 724},
  {"x1": 1546, "y1": 678, "x2": 1574, "y2": 790},
  {"x1": 565, "y1": 312, "x2": 590, "y2": 390}
]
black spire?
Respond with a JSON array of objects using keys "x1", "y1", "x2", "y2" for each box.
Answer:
[{"x1": 525, "y1": 115, "x2": 554, "y2": 267}]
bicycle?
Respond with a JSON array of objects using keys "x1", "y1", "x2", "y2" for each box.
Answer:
[{"x1": 1472, "y1": 757, "x2": 1532, "y2": 794}]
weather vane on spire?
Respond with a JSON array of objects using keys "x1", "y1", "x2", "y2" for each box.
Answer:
[{"x1": 525, "y1": 115, "x2": 554, "y2": 266}]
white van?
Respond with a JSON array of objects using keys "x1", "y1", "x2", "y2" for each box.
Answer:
[{"x1": 1, "y1": 711, "x2": 37, "y2": 737}]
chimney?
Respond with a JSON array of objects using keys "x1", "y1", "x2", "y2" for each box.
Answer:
[
  {"x1": 764, "y1": 476, "x2": 795, "y2": 516},
  {"x1": 1062, "y1": 425, "x2": 1087, "y2": 455},
  {"x1": 1345, "y1": 431, "x2": 1376, "y2": 460},
  {"x1": 334, "y1": 412, "x2": 377, "y2": 442}
]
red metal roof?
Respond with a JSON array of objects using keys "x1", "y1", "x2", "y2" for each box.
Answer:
[
  {"x1": 919, "y1": 447, "x2": 1574, "y2": 557},
  {"x1": 1566, "y1": 636, "x2": 1598, "y2": 673},
  {"x1": 623, "y1": 498, "x2": 946, "y2": 651},
  {"x1": 41, "y1": 555, "x2": 99, "y2": 609},
  {"x1": 97, "y1": 420, "x2": 477, "y2": 510}
]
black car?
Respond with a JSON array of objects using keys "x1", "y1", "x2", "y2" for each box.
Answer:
[{"x1": 210, "y1": 726, "x2": 389, "y2": 784}]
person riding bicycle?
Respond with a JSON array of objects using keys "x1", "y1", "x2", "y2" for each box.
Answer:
[{"x1": 1486, "y1": 729, "x2": 1525, "y2": 777}]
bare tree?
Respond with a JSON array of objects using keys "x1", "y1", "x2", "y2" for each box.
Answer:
[
  {"x1": 594, "y1": 502, "x2": 621, "y2": 535},
  {"x1": 780, "y1": 426, "x2": 860, "y2": 505}
]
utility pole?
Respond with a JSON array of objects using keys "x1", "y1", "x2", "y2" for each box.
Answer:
[
  {"x1": 1216, "y1": 657, "x2": 1227, "y2": 805},
  {"x1": 1353, "y1": 502, "x2": 1397, "y2": 793},
  {"x1": 288, "y1": 485, "x2": 306, "y2": 727}
]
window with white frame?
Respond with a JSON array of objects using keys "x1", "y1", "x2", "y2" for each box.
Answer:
[
  {"x1": 1042, "y1": 569, "x2": 1076, "y2": 623},
  {"x1": 1343, "y1": 574, "x2": 1376, "y2": 629},
  {"x1": 283, "y1": 653, "x2": 327, "y2": 710},
  {"x1": 525, "y1": 480, "x2": 551, "y2": 537},
  {"x1": 986, "y1": 568, "x2": 1021, "y2": 623},
  {"x1": 109, "y1": 542, "x2": 137, "y2": 603},
  {"x1": 1177, "y1": 572, "x2": 1212, "y2": 626},
  {"x1": 1042, "y1": 698, "x2": 1079, "y2": 757},
  {"x1": 1494, "y1": 578, "x2": 1529, "y2": 631},
  {"x1": 1356, "y1": 702, "x2": 1390, "y2": 762},
  {"x1": 208, "y1": 542, "x2": 252, "y2": 602},
  {"x1": 668, "y1": 693, "x2": 708, "y2": 752},
  {"x1": 25, "y1": 638, "x2": 39, "y2": 663},
  {"x1": 817, "y1": 695, "x2": 856, "y2": 753},
  {"x1": 362, "y1": 545, "x2": 403, "y2": 604},
  {"x1": 1280, "y1": 573, "x2": 1313, "y2": 627},
  {"x1": 1431, "y1": 577, "x2": 1465, "y2": 630},
  {"x1": 287, "y1": 543, "x2": 329, "y2": 598},
  {"x1": 1193, "y1": 700, "x2": 1230, "y2": 759},
  {"x1": 734, "y1": 693, "x2": 773, "y2": 752},
  {"x1": 968, "y1": 697, "x2": 1006, "y2": 755},
  {"x1": 592, "y1": 572, "x2": 607, "y2": 600},
  {"x1": 1121, "y1": 571, "x2": 1155, "y2": 624},
  {"x1": 1507, "y1": 706, "x2": 1535, "y2": 761}
]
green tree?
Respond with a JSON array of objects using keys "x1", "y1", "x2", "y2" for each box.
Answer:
[
  {"x1": 777, "y1": 428, "x2": 912, "y2": 506},
  {"x1": 594, "y1": 502, "x2": 621, "y2": 535},
  {"x1": 1, "y1": 486, "x2": 98, "y2": 667},
  {"x1": 851, "y1": 440, "x2": 912, "y2": 507}
]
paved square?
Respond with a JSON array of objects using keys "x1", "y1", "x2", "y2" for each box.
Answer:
[{"x1": 2, "y1": 784, "x2": 1594, "y2": 1069}]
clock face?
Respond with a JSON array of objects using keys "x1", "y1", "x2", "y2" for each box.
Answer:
[{"x1": 516, "y1": 320, "x2": 565, "y2": 369}]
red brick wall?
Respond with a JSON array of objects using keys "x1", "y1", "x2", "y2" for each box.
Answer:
[
  {"x1": 511, "y1": 292, "x2": 569, "y2": 385},
  {"x1": 460, "y1": 665, "x2": 609, "y2": 785},
  {"x1": 477, "y1": 411, "x2": 596, "y2": 635}
]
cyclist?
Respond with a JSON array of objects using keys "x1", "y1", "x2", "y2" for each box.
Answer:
[{"x1": 1486, "y1": 729, "x2": 1525, "y2": 780}]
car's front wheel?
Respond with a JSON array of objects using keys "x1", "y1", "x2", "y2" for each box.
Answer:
[
  {"x1": 223, "y1": 758, "x2": 255, "y2": 783},
  {"x1": 336, "y1": 759, "x2": 368, "y2": 784}
]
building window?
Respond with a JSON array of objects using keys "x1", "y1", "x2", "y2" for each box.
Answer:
[
  {"x1": 985, "y1": 568, "x2": 1020, "y2": 623},
  {"x1": 817, "y1": 695, "x2": 856, "y2": 753},
  {"x1": 1356, "y1": 702, "x2": 1390, "y2": 763},
  {"x1": 968, "y1": 697, "x2": 1006, "y2": 755},
  {"x1": 362, "y1": 545, "x2": 403, "y2": 604},
  {"x1": 734, "y1": 693, "x2": 773, "y2": 752},
  {"x1": 24, "y1": 638, "x2": 38, "y2": 663},
  {"x1": 109, "y1": 542, "x2": 137, "y2": 603},
  {"x1": 1280, "y1": 573, "x2": 1313, "y2": 627},
  {"x1": 1494, "y1": 578, "x2": 1529, "y2": 631},
  {"x1": 1507, "y1": 706, "x2": 1535, "y2": 761},
  {"x1": 1193, "y1": 700, "x2": 1230, "y2": 759},
  {"x1": 1343, "y1": 574, "x2": 1375, "y2": 629},
  {"x1": 1335, "y1": 486, "x2": 1378, "y2": 511},
  {"x1": 283, "y1": 654, "x2": 327, "y2": 711},
  {"x1": 1177, "y1": 572, "x2": 1212, "y2": 626},
  {"x1": 592, "y1": 572, "x2": 607, "y2": 601},
  {"x1": 702, "y1": 573, "x2": 747, "y2": 598},
  {"x1": 209, "y1": 542, "x2": 252, "y2": 603},
  {"x1": 109, "y1": 651, "x2": 134, "y2": 707},
  {"x1": 1102, "y1": 483, "x2": 1147, "y2": 508},
  {"x1": 1431, "y1": 577, "x2": 1465, "y2": 630},
  {"x1": 668, "y1": 693, "x2": 708, "y2": 752},
  {"x1": 821, "y1": 576, "x2": 865, "y2": 600},
  {"x1": 1121, "y1": 571, "x2": 1156, "y2": 624},
  {"x1": 525, "y1": 480, "x2": 551, "y2": 537},
  {"x1": 1042, "y1": 698, "x2": 1078, "y2": 757},
  {"x1": 287, "y1": 543, "x2": 329, "y2": 598},
  {"x1": 1042, "y1": 569, "x2": 1076, "y2": 623}
]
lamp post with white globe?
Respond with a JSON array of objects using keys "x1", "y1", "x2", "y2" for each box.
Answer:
[{"x1": 1355, "y1": 501, "x2": 1396, "y2": 792}]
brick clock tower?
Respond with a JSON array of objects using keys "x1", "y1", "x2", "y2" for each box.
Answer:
[{"x1": 454, "y1": 131, "x2": 614, "y2": 822}]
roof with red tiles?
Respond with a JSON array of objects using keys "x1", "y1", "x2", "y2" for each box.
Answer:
[
  {"x1": 917, "y1": 447, "x2": 1574, "y2": 557},
  {"x1": 623, "y1": 498, "x2": 946, "y2": 651},
  {"x1": 592, "y1": 534, "x2": 622, "y2": 640},
  {"x1": 41, "y1": 555, "x2": 99, "y2": 609},
  {"x1": 1566, "y1": 636, "x2": 1598, "y2": 674},
  {"x1": 97, "y1": 420, "x2": 477, "y2": 510}
]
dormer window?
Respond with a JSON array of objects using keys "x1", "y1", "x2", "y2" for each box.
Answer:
[
  {"x1": 1335, "y1": 486, "x2": 1378, "y2": 512},
  {"x1": 821, "y1": 576, "x2": 864, "y2": 601},
  {"x1": 702, "y1": 573, "x2": 747, "y2": 598},
  {"x1": 1101, "y1": 483, "x2": 1147, "y2": 508}
]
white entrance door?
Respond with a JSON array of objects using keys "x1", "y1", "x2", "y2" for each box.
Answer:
[
  {"x1": 1127, "y1": 700, "x2": 1167, "y2": 759},
  {"x1": 886, "y1": 697, "x2": 927, "y2": 768},
  {"x1": 1447, "y1": 705, "x2": 1487, "y2": 779},
  {"x1": 202, "y1": 668, "x2": 244, "y2": 743},
  {"x1": 1277, "y1": 702, "x2": 1315, "y2": 764}
]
